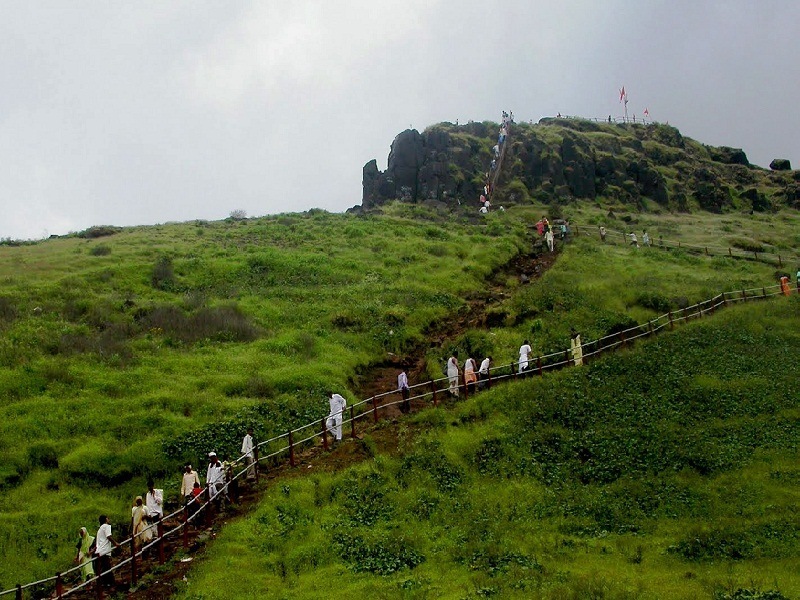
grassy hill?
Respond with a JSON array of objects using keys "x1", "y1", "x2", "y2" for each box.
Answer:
[{"x1": 0, "y1": 123, "x2": 798, "y2": 596}]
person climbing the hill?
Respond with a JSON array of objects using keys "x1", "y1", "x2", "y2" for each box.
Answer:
[
  {"x1": 629, "y1": 232, "x2": 639, "y2": 247},
  {"x1": 446, "y1": 352, "x2": 460, "y2": 397},
  {"x1": 464, "y1": 357, "x2": 478, "y2": 394},
  {"x1": 536, "y1": 219, "x2": 544, "y2": 237},
  {"x1": 478, "y1": 356, "x2": 492, "y2": 389},
  {"x1": 570, "y1": 328, "x2": 584, "y2": 367},
  {"x1": 545, "y1": 228, "x2": 555, "y2": 252},
  {"x1": 642, "y1": 230, "x2": 651, "y2": 247},
  {"x1": 599, "y1": 226, "x2": 607, "y2": 242},
  {"x1": 181, "y1": 464, "x2": 200, "y2": 506},
  {"x1": 542, "y1": 217, "x2": 550, "y2": 235},
  {"x1": 145, "y1": 479, "x2": 163, "y2": 523},
  {"x1": 206, "y1": 452, "x2": 226, "y2": 504},
  {"x1": 74, "y1": 527, "x2": 95, "y2": 582},
  {"x1": 326, "y1": 391, "x2": 347, "y2": 442},
  {"x1": 560, "y1": 222, "x2": 567, "y2": 239},
  {"x1": 492, "y1": 144, "x2": 500, "y2": 157},
  {"x1": 93, "y1": 514, "x2": 120, "y2": 589},
  {"x1": 131, "y1": 496, "x2": 151, "y2": 552},
  {"x1": 518, "y1": 340, "x2": 532, "y2": 374},
  {"x1": 241, "y1": 427, "x2": 256, "y2": 482},
  {"x1": 398, "y1": 368, "x2": 410, "y2": 414},
  {"x1": 780, "y1": 275, "x2": 791, "y2": 296}
]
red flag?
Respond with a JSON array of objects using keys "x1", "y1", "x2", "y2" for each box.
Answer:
[
  {"x1": 643, "y1": 107, "x2": 649, "y2": 116},
  {"x1": 619, "y1": 86, "x2": 625, "y2": 102}
]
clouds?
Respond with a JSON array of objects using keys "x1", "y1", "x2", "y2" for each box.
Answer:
[{"x1": 0, "y1": 1, "x2": 798, "y2": 240}]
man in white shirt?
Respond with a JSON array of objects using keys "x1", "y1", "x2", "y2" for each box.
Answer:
[
  {"x1": 94, "y1": 514, "x2": 120, "y2": 588},
  {"x1": 326, "y1": 392, "x2": 347, "y2": 442},
  {"x1": 206, "y1": 452, "x2": 226, "y2": 503},
  {"x1": 241, "y1": 427, "x2": 256, "y2": 482},
  {"x1": 518, "y1": 340, "x2": 532, "y2": 374},
  {"x1": 145, "y1": 480, "x2": 163, "y2": 521},
  {"x1": 398, "y1": 369, "x2": 410, "y2": 414}
]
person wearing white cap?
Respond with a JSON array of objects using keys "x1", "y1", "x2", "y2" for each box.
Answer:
[{"x1": 206, "y1": 452, "x2": 225, "y2": 503}]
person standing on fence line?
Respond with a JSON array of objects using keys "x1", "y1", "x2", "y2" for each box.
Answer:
[
  {"x1": 326, "y1": 391, "x2": 347, "y2": 442},
  {"x1": 642, "y1": 230, "x2": 650, "y2": 247},
  {"x1": 780, "y1": 275, "x2": 791, "y2": 296},
  {"x1": 206, "y1": 452, "x2": 226, "y2": 503},
  {"x1": 447, "y1": 352, "x2": 460, "y2": 397},
  {"x1": 570, "y1": 328, "x2": 584, "y2": 366},
  {"x1": 145, "y1": 479, "x2": 163, "y2": 522},
  {"x1": 536, "y1": 219, "x2": 544, "y2": 237},
  {"x1": 398, "y1": 368, "x2": 410, "y2": 414},
  {"x1": 93, "y1": 514, "x2": 120, "y2": 589},
  {"x1": 74, "y1": 526, "x2": 95, "y2": 581},
  {"x1": 545, "y1": 228, "x2": 555, "y2": 252},
  {"x1": 181, "y1": 464, "x2": 200, "y2": 505},
  {"x1": 478, "y1": 356, "x2": 492, "y2": 389},
  {"x1": 241, "y1": 427, "x2": 256, "y2": 482},
  {"x1": 518, "y1": 340, "x2": 532, "y2": 374},
  {"x1": 629, "y1": 232, "x2": 639, "y2": 247},
  {"x1": 599, "y1": 226, "x2": 607, "y2": 242}
]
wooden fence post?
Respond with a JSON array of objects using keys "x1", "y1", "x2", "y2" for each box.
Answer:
[
  {"x1": 741, "y1": 289, "x2": 747, "y2": 302},
  {"x1": 620, "y1": 331, "x2": 626, "y2": 348},
  {"x1": 762, "y1": 287, "x2": 767, "y2": 298},
  {"x1": 778, "y1": 255, "x2": 783, "y2": 267},
  {"x1": 462, "y1": 373, "x2": 469, "y2": 401},
  {"x1": 157, "y1": 519, "x2": 165, "y2": 565},
  {"x1": 95, "y1": 574, "x2": 103, "y2": 600},
  {"x1": 728, "y1": 248, "x2": 732, "y2": 257},
  {"x1": 648, "y1": 320, "x2": 653, "y2": 336},
  {"x1": 321, "y1": 418, "x2": 329, "y2": 451},
  {"x1": 537, "y1": 356, "x2": 543, "y2": 376},
  {"x1": 254, "y1": 445, "x2": 260, "y2": 481},
  {"x1": 15, "y1": 584, "x2": 21, "y2": 600},
  {"x1": 371, "y1": 396, "x2": 379, "y2": 423},
  {"x1": 350, "y1": 406, "x2": 356, "y2": 440},
  {"x1": 705, "y1": 246, "x2": 709, "y2": 256},
  {"x1": 288, "y1": 430, "x2": 295, "y2": 467},
  {"x1": 183, "y1": 505, "x2": 189, "y2": 550},
  {"x1": 668, "y1": 311, "x2": 674, "y2": 329},
  {"x1": 430, "y1": 380, "x2": 437, "y2": 407},
  {"x1": 130, "y1": 534, "x2": 137, "y2": 586},
  {"x1": 56, "y1": 573, "x2": 63, "y2": 598}
]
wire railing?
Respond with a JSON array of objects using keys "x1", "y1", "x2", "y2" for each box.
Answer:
[{"x1": 3, "y1": 279, "x2": 794, "y2": 599}]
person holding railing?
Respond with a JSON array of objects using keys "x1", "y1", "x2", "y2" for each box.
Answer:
[
  {"x1": 92, "y1": 514, "x2": 121, "y2": 589},
  {"x1": 131, "y1": 496, "x2": 152, "y2": 552},
  {"x1": 570, "y1": 329, "x2": 583, "y2": 366},
  {"x1": 464, "y1": 357, "x2": 478, "y2": 394},
  {"x1": 241, "y1": 427, "x2": 256, "y2": 482},
  {"x1": 180, "y1": 464, "x2": 200, "y2": 505},
  {"x1": 145, "y1": 479, "x2": 163, "y2": 523},
  {"x1": 206, "y1": 452, "x2": 225, "y2": 504},
  {"x1": 478, "y1": 356, "x2": 492, "y2": 390}
]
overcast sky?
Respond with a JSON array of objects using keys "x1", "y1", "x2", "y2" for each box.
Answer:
[{"x1": 1, "y1": 0, "x2": 797, "y2": 240}]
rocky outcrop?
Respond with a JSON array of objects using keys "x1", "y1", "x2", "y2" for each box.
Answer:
[
  {"x1": 770, "y1": 158, "x2": 792, "y2": 171},
  {"x1": 361, "y1": 118, "x2": 794, "y2": 213}
]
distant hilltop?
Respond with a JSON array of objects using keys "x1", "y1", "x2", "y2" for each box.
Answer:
[{"x1": 358, "y1": 117, "x2": 798, "y2": 213}]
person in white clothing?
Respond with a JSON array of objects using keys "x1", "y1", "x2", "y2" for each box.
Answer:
[
  {"x1": 145, "y1": 480, "x2": 163, "y2": 521},
  {"x1": 518, "y1": 340, "x2": 532, "y2": 374},
  {"x1": 545, "y1": 229, "x2": 554, "y2": 252},
  {"x1": 206, "y1": 452, "x2": 226, "y2": 503},
  {"x1": 478, "y1": 356, "x2": 492, "y2": 390},
  {"x1": 446, "y1": 352, "x2": 460, "y2": 397},
  {"x1": 326, "y1": 392, "x2": 347, "y2": 442},
  {"x1": 398, "y1": 369, "x2": 410, "y2": 414},
  {"x1": 94, "y1": 515, "x2": 120, "y2": 588},
  {"x1": 241, "y1": 427, "x2": 256, "y2": 481}
]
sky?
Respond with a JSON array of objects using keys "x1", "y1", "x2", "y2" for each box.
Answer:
[{"x1": 1, "y1": 0, "x2": 798, "y2": 240}]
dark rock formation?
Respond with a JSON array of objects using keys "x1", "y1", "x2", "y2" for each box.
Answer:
[
  {"x1": 770, "y1": 158, "x2": 792, "y2": 171},
  {"x1": 707, "y1": 146, "x2": 749, "y2": 166}
]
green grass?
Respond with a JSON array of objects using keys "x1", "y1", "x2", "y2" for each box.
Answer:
[
  {"x1": 1, "y1": 204, "x2": 798, "y2": 594},
  {"x1": 174, "y1": 301, "x2": 800, "y2": 600}
]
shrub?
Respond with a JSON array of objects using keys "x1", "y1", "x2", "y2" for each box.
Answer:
[
  {"x1": 229, "y1": 209, "x2": 247, "y2": 220},
  {"x1": 88, "y1": 244, "x2": 111, "y2": 256},
  {"x1": 0, "y1": 297, "x2": 17, "y2": 323},
  {"x1": 152, "y1": 256, "x2": 176, "y2": 290},
  {"x1": 332, "y1": 531, "x2": 424, "y2": 575},
  {"x1": 143, "y1": 304, "x2": 259, "y2": 344},
  {"x1": 27, "y1": 443, "x2": 59, "y2": 469},
  {"x1": 78, "y1": 225, "x2": 122, "y2": 238}
]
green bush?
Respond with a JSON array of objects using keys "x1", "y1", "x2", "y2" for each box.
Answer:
[{"x1": 88, "y1": 244, "x2": 112, "y2": 256}]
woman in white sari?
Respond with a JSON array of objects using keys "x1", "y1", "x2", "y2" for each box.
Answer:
[{"x1": 131, "y1": 495, "x2": 153, "y2": 551}]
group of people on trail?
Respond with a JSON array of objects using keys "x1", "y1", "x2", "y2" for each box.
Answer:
[
  {"x1": 73, "y1": 426, "x2": 259, "y2": 590},
  {"x1": 535, "y1": 216, "x2": 570, "y2": 252},
  {"x1": 628, "y1": 230, "x2": 650, "y2": 248},
  {"x1": 446, "y1": 352, "x2": 494, "y2": 397},
  {"x1": 479, "y1": 111, "x2": 514, "y2": 215}
]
